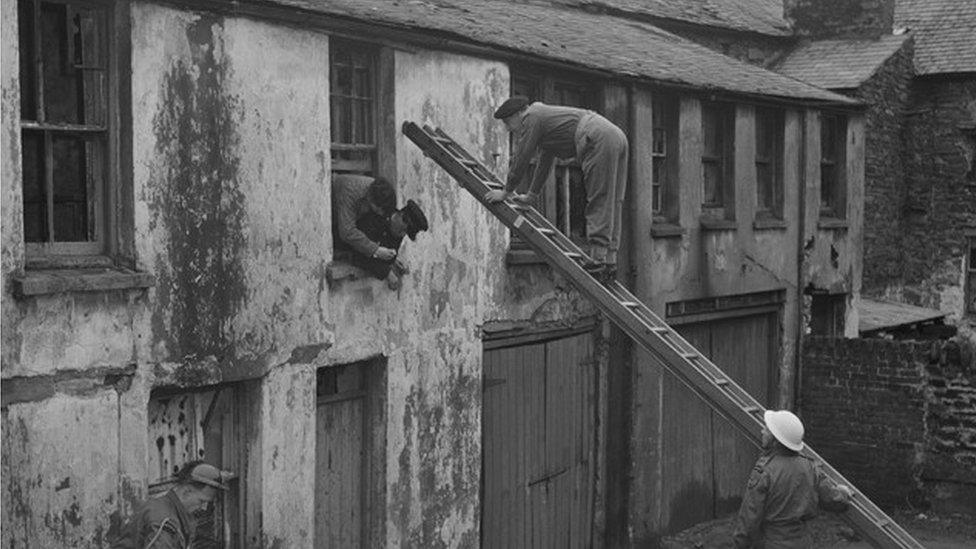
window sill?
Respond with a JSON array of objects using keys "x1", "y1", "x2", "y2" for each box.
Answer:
[
  {"x1": 817, "y1": 218, "x2": 849, "y2": 230},
  {"x1": 506, "y1": 249, "x2": 550, "y2": 266},
  {"x1": 700, "y1": 218, "x2": 737, "y2": 231},
  {"x1": 13, "y1": 267, "x2": 155, "y2": 298},
  {"x1": 753, "y1": 218, "x2": 787, "y2": 231},
  {"x1": 650, "y1": 223, "x2": 685, "y2": 238}
]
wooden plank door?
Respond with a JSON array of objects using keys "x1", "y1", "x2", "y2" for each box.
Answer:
[
  {"x1": 315, "y1": 366, "x2": 367, "y2": 548},
  {"x1": 662, "y1": 312, "x2": 777, "y2": 532},
  {"x1": 482, "y1": 331, "x2": 596, "y2": 549}
]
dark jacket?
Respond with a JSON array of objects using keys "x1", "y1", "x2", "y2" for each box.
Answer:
[
  {"x1": 732, "y1": 447, "x2": 850, "y2": 549},
  {"x1": 111, "y1": 490, "x2": 195, "y2": 549}
]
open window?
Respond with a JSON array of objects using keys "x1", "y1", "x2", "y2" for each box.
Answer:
[
  {"x1": 701, "y1": 101, "x2": 736, "y2": 222},
  {"x1": 508, "y1": 68, "x2": 597, "y2": 262},
  {"x1": 819, "y1": 113, "x2": 847, "y2": 220},
  {"x1": 809, "y1": 292, "x2": 847, "y2": 337},
  {"x1": 18, "y1": 0, "x2": 126, "y2": 267}
]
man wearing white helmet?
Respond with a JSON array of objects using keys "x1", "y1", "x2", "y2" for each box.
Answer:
[{"x1": 732, "y1": 410, "x2": 854, "y2": 548}]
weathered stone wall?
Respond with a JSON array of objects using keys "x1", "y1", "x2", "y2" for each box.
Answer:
[
  {"x1": 801, "y1": 336, "x2": 976, "y2": 509},
  {"x1": 858, "y1": 37, "x2": 915, "y2": 295},
  {"x1": 894, "y1": 77, "x2": 976, "y2": 322},
  {"x1": 1, "y1": 3, "x2": 593, "y2": 547},
  {"x1": 784, "y1": 0, "x2": 894, "y2": 39}
]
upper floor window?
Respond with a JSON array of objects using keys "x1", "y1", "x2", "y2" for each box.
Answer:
[
  {"x1": 510, "y1": 69, "x2": 596, "y2": 249},
  {"x1": 330, "y1": 40, "x2": 376, "y2": 175},
  {"x1": 19, "y1": 0, "x2": 115, "y2": 259},
  {"x1": 755, "y1": 107, "x2": 784, "y2": 218},
  {"x1": 820, "y1": 113, "x2": 847, "y2": 219},
  {"x1": 652, "y1": 94, "x2": 678, "y2": 223},
  {"x1": 701, "y1": 101, "x2": 735, "y2": 219}
]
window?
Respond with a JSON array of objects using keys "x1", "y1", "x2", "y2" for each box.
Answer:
[
  {"x1": 810, "y1": 293, "x2": 846, "y2": 337},
  {"x1": 18, "y1": 0, "x2": 116, "y2": 259},
  {"x1": 316, "y1": 360, "x2": 386, "y2": 547},
  {"x1": 701, "y1": 101, "x2": 735, "y2": 218},
  {"x1": 509, "y1": 69, "x2": 596, "y2": 252},
  {"x1": 967, "y1": 237, "x2": 976, "y2": 316},
  {"x1": 755, "y1": 107, "x2": 783, "y2": 218},
  {"x1": 330, "y1": 39, "x2": 377, "y2": 175},
  {"x1": 652, "y1": 95, "x2": 678, "y2": 223},
  {"x1": 148, "y1": 383, "x2": 260, "y2": 547},
  {"x1": 820, "y1": 113, "x2": 847, "y2": 218}
]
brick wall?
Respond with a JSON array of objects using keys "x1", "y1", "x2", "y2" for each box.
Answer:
[
  {"x1": 784, "y1": 0, "x2": 894, "y2": 39},
  {"x1": 859, "y1": 37, "x2": 915, "y2": 295},
  {"x1": 800, "y1": 336, "x2": 976, "y2": 509}
]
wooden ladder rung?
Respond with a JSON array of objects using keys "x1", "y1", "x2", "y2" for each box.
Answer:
[{"x1": 621, "y1": 301, "x2": 640, "y2": 308}]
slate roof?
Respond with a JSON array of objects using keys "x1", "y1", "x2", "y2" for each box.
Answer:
[
  {"x1": 858, "y1": 298, "x2": 946, "y2": 334},
  {"x1": 552, "y1": 0, "x2": 792, "y2": 37},
  {"x1": 895, "y1": 0, "x2": 976, "y2": 75},
  {"x1": 265, "y1": 0, "x2": 854, "y2": 105},
  {"x1": 773, "y1": 34, "x2": 912, "y2": 89}
]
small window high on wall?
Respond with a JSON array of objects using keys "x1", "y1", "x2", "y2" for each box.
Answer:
[
  {"x1": 810, "y1": 293, "x2": 846, "y2": 337},
  {"x1": 330, "y1": 39, "x2": 377, "y2": 175},
  {"x1": 508, "y1": 69, "x2": 597, "y2": 255},
  {"x1": 820, "y1": 113, "x2": 847, "y2": 219},
  {"x1": 651, "y1": 94, "x2": 679, "y2": 224},
  {"x1": 701, "y1": 101, "x2": 735, "y2": 220},
  {"x1": 18, "y1": 0, "x2": 119, "y2": 260},
  {"x1": 755, "y1": 107, "x2": 784, "y2": 219}
]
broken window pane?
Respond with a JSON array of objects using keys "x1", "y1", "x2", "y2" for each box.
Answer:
[
  {"x1": 51, "y1": 135, "x2": 103, "y2": 242},
  {"x1": 21, "y1": 131, "x2": 45, "y2": 242}
]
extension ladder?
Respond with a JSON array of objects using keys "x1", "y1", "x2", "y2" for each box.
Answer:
[{"x1": 403, "y1": 121, "x2": 923, "y2": 549}]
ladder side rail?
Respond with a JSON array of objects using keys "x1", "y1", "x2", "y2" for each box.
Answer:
[{"x1": 404, "y1": 123, "x2": 923, "y2": 549}]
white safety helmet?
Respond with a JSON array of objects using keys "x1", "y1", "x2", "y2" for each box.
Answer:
[{"x1": 763, "y1": 410, "x2": 805, "y2": 452}]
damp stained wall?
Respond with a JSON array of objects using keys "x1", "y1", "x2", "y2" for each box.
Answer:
[{"x1": 2, "y1": 3, "x2": 594, "y2": 547}]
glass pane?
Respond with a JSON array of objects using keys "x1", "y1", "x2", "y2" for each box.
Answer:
[
  {"x1": 702, "y1": 107, "x2": 719, "y2": 156},
  {"x1": 755, "y1": 112, "x2": 769, "y2": 156},
  {"x1": 704, "y1": 161, "x2": 722, "y2": 206},
  {"x1": 651, "y1": 181, "x2": 661, "y2": 214},
  {"x1": 821, "y1": 165, "x2": 835, "y2": 209},
  {"x1": 76, "y1": 9, "x2": 106, "y2": 67},
  {"x1": 652, "y1": 127, "x2": 666, "y2": 155},
  {"x1": 757, "y1": 163, "x2": 772, "y2": 211},
  {"x1": 821, "y1": 116, "x2": 836, "y2": 162},
  {"x1": 652, "y1": 156, "x2": 665, "y2": 185},
  {"x1": 18, "y1": 0, "x2": 37, "y2": 120},
  {"x1": 21, "y1": 131, "x2": 46, "y2": 242},
  {"x1": 40, "y1": 2, "x2": 106, "y2": 125},
  {"x1": 331, "y1": 61, "x2": 351, "y2": 97},
  {"x1": 52, "y1": 134, "x2": 102, "y2": 242}
]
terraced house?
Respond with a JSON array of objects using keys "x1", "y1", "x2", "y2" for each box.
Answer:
[{"x1": 1, "y1": 0, "x2": 866, "y2": 547}]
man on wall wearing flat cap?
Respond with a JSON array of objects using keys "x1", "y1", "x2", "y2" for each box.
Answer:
[
  {"x1": 111, "y1": 461, "x2": 233, "y2": 549},
  {"x1": 485, "y1": 96, "x2": 629, "y2": 280}
]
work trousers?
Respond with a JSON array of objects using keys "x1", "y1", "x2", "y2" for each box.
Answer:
[{"x1": 575, "y1": 113, "x2": 628, "y2": 264}]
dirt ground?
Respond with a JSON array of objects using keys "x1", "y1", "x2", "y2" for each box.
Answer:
[{"x1": 661, "y1": 509, "x2": 976, "y2": 548}]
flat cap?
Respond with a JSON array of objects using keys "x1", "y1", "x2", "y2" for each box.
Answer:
[
  {"x1": 189, "y1": 463, "x2": 234, "y2": 491},
  {"x1": 401, "y1": 199, "x2": 429, "y2": 241},
  {"x1": 493, "y1": 96, "x2": 530, "y2": 119}
]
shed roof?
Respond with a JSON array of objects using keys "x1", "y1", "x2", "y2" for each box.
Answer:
[
  {"x1": 263, "y1": 0, "x2": 855, "y2": 105},
  {"x1": 773, "y1": 34, "x2": 911, "y2": 90},
  {"x1": 858, "y1": 298, "x2": 947, "y2": 334},
  {"x1": 895, "y1": 0, "x2": 976, "y2": 75},
  {"x1": 552, "y1": 0, "x2": 792, "y2": 37}
]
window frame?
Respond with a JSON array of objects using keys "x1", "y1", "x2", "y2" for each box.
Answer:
[
  {"x1": 651, "y1": 94, "x2": 679, "y2": 224},
  {"x1": 700, "y1": 101, "x2": 735, "y2": 219},
  {"x1": 754, "y1": 107, "x2": 784, "y2": 219},
  {"x1": 508, "y1": 67, "x2": 598, "y2": 250},
  {"x1": 329, "y1": 38, "x2": 379, "y2": 176},
  {"x1": 810, "y1": 292, "x2": 847, "y2": 337},
  {"x1": 819, "y1": 112, "x2": 847, "y2": 219},
  {"x1": 19, "y1": 0, "x2": 122, "y2": 263}
]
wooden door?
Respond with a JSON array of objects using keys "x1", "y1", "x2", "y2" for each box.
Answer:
[
  {"x1": 482, "y1": 331, "x2": 596, "y2": 549},
  {"x1": 660, "y1": 312, "x2": 778, "y2": 533},
  {"x1": 316, "y1": 365, "x2": 367, "y2": 548}
]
